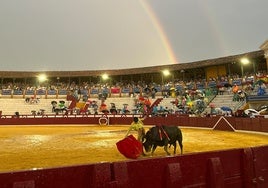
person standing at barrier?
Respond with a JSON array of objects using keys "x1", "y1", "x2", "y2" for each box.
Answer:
[{"x1": 125, "y1": 117, "x2": 145, "y2": 142}]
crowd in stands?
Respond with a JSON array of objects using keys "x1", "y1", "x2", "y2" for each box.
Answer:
[
  {"x1": 0, "y1": 71, "x2": 268, "y2": 117},
  {"x1": 0, "y1": 71, "x2": 267, "y2": 93}
]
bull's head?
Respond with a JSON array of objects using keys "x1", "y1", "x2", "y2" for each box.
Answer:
[
  {"x1": 143, "y1": 138, "x2": 152, "y2": 152},
  {"x1": 142, "y1": 130, "x2": 153, "y2": 152}
]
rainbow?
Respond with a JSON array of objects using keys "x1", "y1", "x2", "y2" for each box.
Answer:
[
  {"x1": 198, "y1": 1, "x2": 229, "y2": 55},
  {"x1": 139, "y1": 0, "x2": 178, "y2": 64}
]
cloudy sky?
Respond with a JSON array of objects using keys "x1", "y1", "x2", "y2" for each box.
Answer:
[{"x1": 0, "y1": 0, "x2": 267, "y2": 71}]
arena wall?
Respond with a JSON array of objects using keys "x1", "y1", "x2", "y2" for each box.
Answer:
[
  {"x1": 1, "y1": 115, "x2": 268, "y2": 133},
  {"x1": 0, "y1": 145, "x2": 267, "y2": 188}
]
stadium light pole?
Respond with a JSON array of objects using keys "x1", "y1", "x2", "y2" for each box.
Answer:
[
  {"x1": 180, "y1": 69, "x2": 185, "y2": 82},
  {"x1": 101, "y1": 73, "x2": 109, "y2": 84},
  {"x1": 37, "y1": 74, "x2": 47, "y2": 87},
  {"x1": 240, "y1": 58, "x2": 250, "y2": 77},
  {"x1": 162, "y1": 69, "x2": 170, "y2": 84},
  {"x1": 56, "y1": 77, "x2": 60, "y2": 87}
]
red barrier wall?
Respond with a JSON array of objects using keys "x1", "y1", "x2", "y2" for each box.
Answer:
[
  {"x1": 0, "y1": 145, "x2": 267, "y2": 188},
  {"x1": 251, "y1": 145, "x2": 268, "y2": 188},
  {"x1": 1, "y1": 115, "x2": 268, "y2": 133},
  {"x1": 0, "y1": 163, "x2": 112, "y2": 188}
]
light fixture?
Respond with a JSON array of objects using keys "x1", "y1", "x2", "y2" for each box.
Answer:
[
  {"x1": 102, "y1": 73, "x2": 109, "y2": 80},
  {"x1": 240, "y1": 58, "x2": 249, "y2": 65},
  {"x1": 162, "y1": 69, "x2": 170, "y2": 76},
  {"x1": 37, "y1": 74, "x2": 47, "y2": 83}
]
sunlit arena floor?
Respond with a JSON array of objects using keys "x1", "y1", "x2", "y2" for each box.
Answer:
[{"x1": 0, "y1": 125, "x2": 268, "y2": 172}]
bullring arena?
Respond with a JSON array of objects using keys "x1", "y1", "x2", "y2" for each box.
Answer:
[{"x1": 0, "y1": 41, "x2": 268, "y2": 187}]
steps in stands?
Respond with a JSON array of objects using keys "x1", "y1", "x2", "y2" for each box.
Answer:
[{"x1": 202, "y1": 94, "x2": 245, "y2": 114}]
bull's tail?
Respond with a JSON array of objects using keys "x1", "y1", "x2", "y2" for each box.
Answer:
[{"x1": 177, "y1": 129, "x2": 183, "y2": 154}]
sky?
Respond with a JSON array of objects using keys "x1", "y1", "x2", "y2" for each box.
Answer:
[{"x1": 0, "y1": 0, "x2": 267, "y2": 71}]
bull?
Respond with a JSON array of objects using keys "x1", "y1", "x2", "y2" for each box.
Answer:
[{"x1": 142, "y1": 125, "x2": 183, "y2": 155}]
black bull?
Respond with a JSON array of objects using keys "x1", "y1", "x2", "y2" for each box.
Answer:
[{"x1": 142, "y1": 125, "x2": 183, "y2": 155}]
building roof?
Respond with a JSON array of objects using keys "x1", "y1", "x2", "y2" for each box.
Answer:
[{"x1": 0, "y1": 50, "x2": 264, "y2": 78}]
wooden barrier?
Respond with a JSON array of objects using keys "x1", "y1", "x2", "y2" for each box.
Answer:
[
  {"x1": 1, "y1": 115, "x2": 268, "y2": 134},
  {"x1": 0, "y1": 163, "x2": 112, "y2": 188},
  {"x1": 0, "y1": 146, "x2": 267, "y2": 187}
]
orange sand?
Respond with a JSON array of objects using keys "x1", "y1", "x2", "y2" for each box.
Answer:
[{"x1": 0, "y1": 125, "x2": 267, "y2": 172}]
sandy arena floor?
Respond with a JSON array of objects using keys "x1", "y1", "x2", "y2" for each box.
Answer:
[{"x1": 0, "y1": 125, "x2": 267, "y2": 173}]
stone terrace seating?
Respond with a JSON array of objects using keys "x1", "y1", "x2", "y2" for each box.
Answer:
[
  {"x1": 0, "y1": 98, "x2": 65, "y2": 116},
  {"x1": 0, "y1": 97, "x2": 178, "y2": 116}
]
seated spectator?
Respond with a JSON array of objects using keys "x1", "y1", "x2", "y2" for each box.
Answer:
[{"x1": 232, "y1": 84, "x2": 239, "y2": 93}]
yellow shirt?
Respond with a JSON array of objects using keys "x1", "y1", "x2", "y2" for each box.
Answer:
[
  {"x1": 126, "y1": 118, "x2": 144, "y2": 136},
  {"x1": 129, "y1": 121, "x2": 143, "y2": 131}
]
